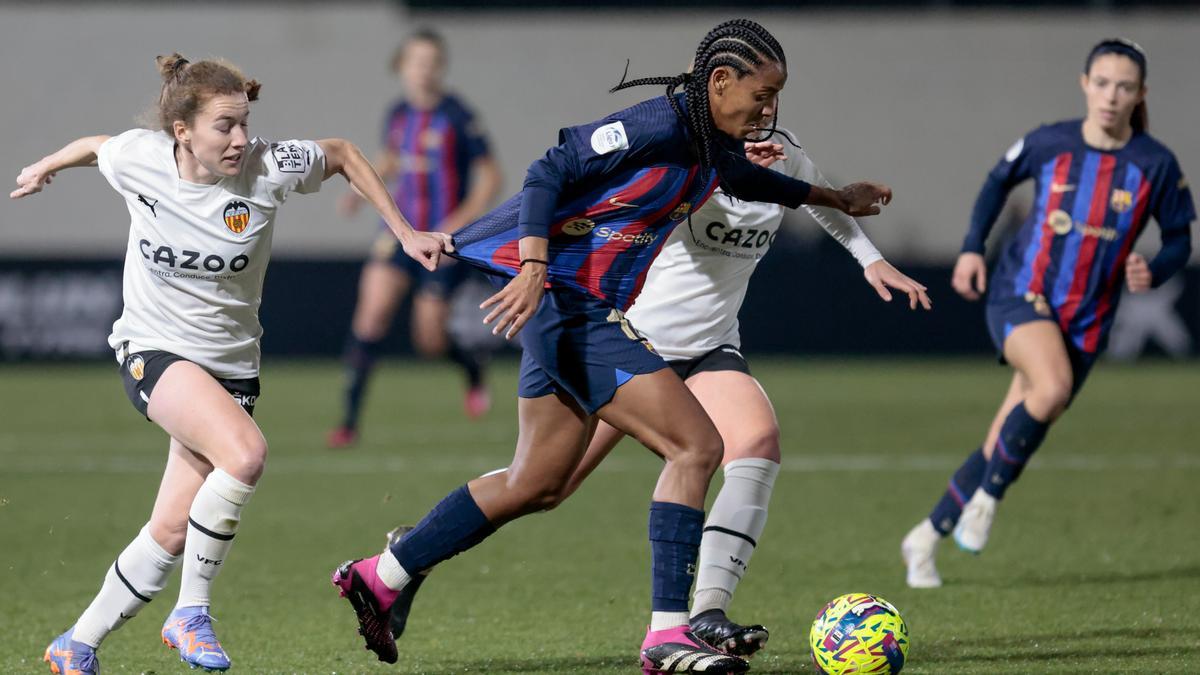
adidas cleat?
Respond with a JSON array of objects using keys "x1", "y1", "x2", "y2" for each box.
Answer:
[
  {"x1": 689, "y1": 609, "x2": 769, "y2": 657},
  {"x1": 43, "y1": 628, "x2": 99, "y2": 675},
  {"x1": 953, "y1": 489, "x2": 998, "y2": 554},
  {"x1": 161, "y1": 606, "x2": 231, "y2": 671},
  {"x1": 332, "y1": 556, "x2": 399, "y2": 664},
  {"x1": 902, "y1": 519, "x2": 943, "y2": 589},
  {"x1": 641, "y1": 624, "x2": 750, "y2": 674}
]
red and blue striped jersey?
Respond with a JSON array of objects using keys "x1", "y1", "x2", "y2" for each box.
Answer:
[
  {"x1": 966, "y1": 119, "x2": 1194, "y2": 353},
  {"x1": 451, "y1": 96, "x2": 722, "y2": 310},
  {"x1": 382, "y1": 94, "x2": 490, "y2": 232}
]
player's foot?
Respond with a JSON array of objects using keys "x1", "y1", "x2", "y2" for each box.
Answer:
[
  {"x1": 331, "y1": 556, "x2": 400, "y2": 663},
  {"x1": 954, "y1": 489, "x2": 998, "y2": 554},
  {"x1": 640, "y1": 624, "x2": 750, "y2": 674},
  {"x1": 464, "y1": 385, "x2": 490, "y2": 419},
  {"x1": 381, "y1": 526, "x2": 429, "y2": 638},
  {"x1": 902, "y1": 518, "x2": 943, "y2": 588},
  {"x1": 161, "y1": 606, "x2": 231, "y2": 672},
  {"x1": 689, "y1": 609, "x2": 769, "y2": 657},
  {"x1": 43, "y1": 628, "x2": 99, "y2": 675},
  {"x1": 326, "y1": 426, "x2": 358, "y2": 449}
]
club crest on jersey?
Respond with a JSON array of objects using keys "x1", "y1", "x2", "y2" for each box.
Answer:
[
  {"x1": 561, "y1": 218, "x2": 596, "y2": 236},
  {"x1": 669, "y1": 202, "x2": 691, "y2": 221},
  {"x1": 1048, "y1": 209, "x2": 1073, "y2": 236},
  {"x1": 421, "y1": 128, "x2": 443, "y2": 150},
  {"x1": 128, "y1": 355, "x2": 146, "y2": 381},
  {"x1": 223, "y1": 201, "x2": 251, "y2": 234},
  {"x1": 1110, "y1": 189, "x2": 1133, "y2": 214}
]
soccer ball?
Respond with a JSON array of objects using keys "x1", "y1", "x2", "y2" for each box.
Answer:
[{"x1": 809, "y1": 592, "x2": 909, "y2": 674}]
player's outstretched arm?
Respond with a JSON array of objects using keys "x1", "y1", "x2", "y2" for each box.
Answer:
[
  {"x1": 480, "y1": 237, "x2": 548, "y2": 340},
  {"x1": 10, "y1": 135, "x2": 110, "y2": 199},
  {"x1": 318, "y1": 138, "x2": 452, "y2": 271}
]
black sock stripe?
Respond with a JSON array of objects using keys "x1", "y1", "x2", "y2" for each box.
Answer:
[
  {"x1": 702, "y1": 525, "x2": 757, "y2": 548},
  {"x1": 113, "y1": 559, "x2": 152, "y2": 603},
  {"x1": 188, "y1": 517, "x2": 236, "y2": 541}
]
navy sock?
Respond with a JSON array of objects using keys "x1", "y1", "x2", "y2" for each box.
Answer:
[
  {"x1": 341, "y1": 334, "x2": 381, "y2": 429},
  {"x1": 448, "y1": 342, "x2": 484, "y2": 388},
  {"x1": 390, "y1": 485, "x2": 496, "y2": 574},
  {"x1": 928, "y1": 448, "x2": 987, "y2": 535},
  {"x1": 649, "y1": 501, "x2": 704, "y2": 613},
  {"x1": 982, "y1": 403, "x2": 1050, "y2": 499}
]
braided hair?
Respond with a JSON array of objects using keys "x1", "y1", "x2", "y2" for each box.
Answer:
[{"x1": 610, "y1": 19, "x2": 787, "y2": 172}]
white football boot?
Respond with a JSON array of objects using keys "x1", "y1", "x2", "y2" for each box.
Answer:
[
  {"x1": 901, "y1": 519, "x2": 943, "y2": 589},
  {"x1": 953, "y1": 488, "x2": 998, "y2": 554}
]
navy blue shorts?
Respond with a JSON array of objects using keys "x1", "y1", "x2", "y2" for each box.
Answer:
[
  {"x1": 370, "y1": 230, "x2": 468, "y2": 299},
  {"x1": 517, "y1": 286, "x2": 668, "y2": 415},
  {"x1": 985, "y1": 293, "x2": 1098, "y2": 399}
]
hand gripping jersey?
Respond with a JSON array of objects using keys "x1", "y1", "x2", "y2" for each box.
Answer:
[
  {"x1": 382, "y1": 94, "x2": 491, "y2": 232},
  {"x1": 451, "y1": 95, "x2": 815, "y2": 311},
  {"x1": 627, "y1": 135, "x2": 883, "y2": 361},
  {"x1": 964, "y1": 120, "x2": 1194, "y2": 354},
  {"x1": 98, "y1": 129, "x2": 325, "y2": 378}
]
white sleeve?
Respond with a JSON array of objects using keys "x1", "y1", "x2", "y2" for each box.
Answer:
[
  {"x1": 257, "y1": 138, "x2": 326, "y2": 199},
  {"x1": 784, "y1": 147, "x2": 884, "y2": 269},
  {"x1": 96, "y1": 129, "x2": 154, "y2": 193}
]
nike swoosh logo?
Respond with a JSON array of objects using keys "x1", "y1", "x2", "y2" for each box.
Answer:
[
  {"x1": 608, "y1": 197, "x2": 639, "y2": 209},
  {"x1": 1050, "y1": 183, "x2": 1076, "y2": 193}
]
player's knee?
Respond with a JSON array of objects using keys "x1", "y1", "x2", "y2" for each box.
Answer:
[
  {"x1": 224, "y1": 431, "x2": 268, "y2": 484},
  {"x1": 413, "y1": 331, "x2": 447, "y2": 358},
  {"x1": 728, "y1": 425, "x2": 781, "y2": 463},
  {"x1": 148, "y1": 519, "x2": 187, "y2": 555},
  {"x1": 675, "y1": 428, "x2": 724, "y2": 479},
  {"x1": 504, "y1": 470, "x2": 569, "y2": 514},
  {"x1": 1029, "y1": 375, "x2": 1072, "y2": 420}
]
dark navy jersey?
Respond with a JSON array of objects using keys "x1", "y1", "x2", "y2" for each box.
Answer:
[
  {"x1": 965, "y1": 119, "x2": 1194, "y2": 353},
  {"x1": 383, "y1": 94, "x2": 490, "y2": 232},
  {"x1": 452, "y1": 94, "x2": 813, "y2": 310}
]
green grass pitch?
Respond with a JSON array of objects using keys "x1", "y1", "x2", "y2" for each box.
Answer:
[{"x1": 2, "y1": 358, "x2": 1198, "y2": 673}]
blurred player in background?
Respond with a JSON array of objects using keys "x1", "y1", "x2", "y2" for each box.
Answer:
[
  {"x1": 330, "y1": 19, "x2": 893, "y2": 674},
  {"x1": 902, "y1": 38, "x2": 1194, "y2": 588},
  {"x1": 561, "y1": 128, "x2": 931, "y2": 656},
  {"x1": 328, "y1": 28, "x2": 502, "y2": 448},
  {"x1": 14, "y1": 53, "x2": 447, "y2": 675}
]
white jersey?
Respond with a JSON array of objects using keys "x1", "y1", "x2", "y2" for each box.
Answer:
[
  {"x1": 98, "y1": 129, "x2": 325, "y2": 378},
  {"x1": 626, "y1": 137, "x2": 883, "y2": 361}
]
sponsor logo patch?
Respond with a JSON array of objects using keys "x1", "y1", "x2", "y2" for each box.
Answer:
[
  {"x1": 223, "y1": 201, "x2": 251, "y2": 234},
  {"x1": 590, "y1": 121, "x2": 628, "y2": 155},
  {"x1": 270, "y1": 142, "x2": 310, "y2": 174},
  {"x1": 1048, "y1": 209, "x2": 1073, "y2": 235},
  {"x1": 561, "y1": 218, "x2": 596, "y2": 236}
]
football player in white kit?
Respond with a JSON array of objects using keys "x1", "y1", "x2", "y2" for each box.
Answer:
[
  {"x1": 563, "y1": 130, "x2": 931, "y2": 656},
  {"x1": 11, "y1": 54, "x2": 448, "y2": 675}
]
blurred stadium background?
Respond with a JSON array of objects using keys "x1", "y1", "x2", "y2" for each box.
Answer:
[
  {"x1": 2, "y1": 0, "x2": 1198, "y2": 361},
  {"x1": 2, "y1": 2, "x2": 1199, "y2": 674}
]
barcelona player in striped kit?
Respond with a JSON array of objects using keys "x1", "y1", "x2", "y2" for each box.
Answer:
[
  {"x1": 903, "y1": 39, "x2": 1194, "y2": 588},
  {"x1": 329, "y1": 29, "x2": 502, "y2": 448},
  {"x1": 331, "y1": 20, "x2": 892, "y2": 673}
]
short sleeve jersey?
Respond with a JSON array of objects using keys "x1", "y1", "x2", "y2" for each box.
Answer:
[
  {"x1": 98, "y1": 129, "x2": 325, "y2": 378},
  {"x1": 382, "y1": 94, "x2": 490, "y2": 231},
  {"x1": 988, "y1": 120, "x2": 1195, "y2": 352},
  {"x1": 451, "y1": 95, "x2": 720, "y2": 310}
]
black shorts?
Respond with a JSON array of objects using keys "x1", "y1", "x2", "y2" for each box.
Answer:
[
  {"x1": 120, "y1": 349, "x2": 260, "y2": 420},
  {"x1": 668, "y1": 344, "x2": 752, "y2": 381}
]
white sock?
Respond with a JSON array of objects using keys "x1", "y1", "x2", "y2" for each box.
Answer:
[
  {"x1": 72, "y1": 524, "x2": 181, "y2": 647},
  {"x1": 375, "y1": 547, "x2": 413, "y2": 591},
  {"x1": 650, "y1": 611, "x2": 691, "y2": 632},
  {"x1": 176, "y1": 469, "x2": 255, "y2": 609},
  {"x1": 691, "y1": 458, "x2": 779, "y2": 618}
]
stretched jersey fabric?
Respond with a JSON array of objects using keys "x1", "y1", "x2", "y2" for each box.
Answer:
[
  {"x1": 451, "y1": 95, "x2": 814, "y2": 311},
  {"x1": 98, "y1": 129, "x2": 325, "y2": 378},
  {"x1": 628, "y1": 134, "x2": 883, "y2": 360},
  {"x1": 382, "y1": 94, "x2": 490, "y2": 232},
  {"x1": 964, "y1": 119, "x2": 1194, "y2": 354}
]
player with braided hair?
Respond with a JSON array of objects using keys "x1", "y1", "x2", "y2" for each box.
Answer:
[{"x1": 331, "y1": 19, "x2": 890, "y2": 674}]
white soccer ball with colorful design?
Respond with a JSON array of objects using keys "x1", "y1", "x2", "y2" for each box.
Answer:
[{"x1": 809, "y1": 593, "x2": 909, "y2": 674}]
